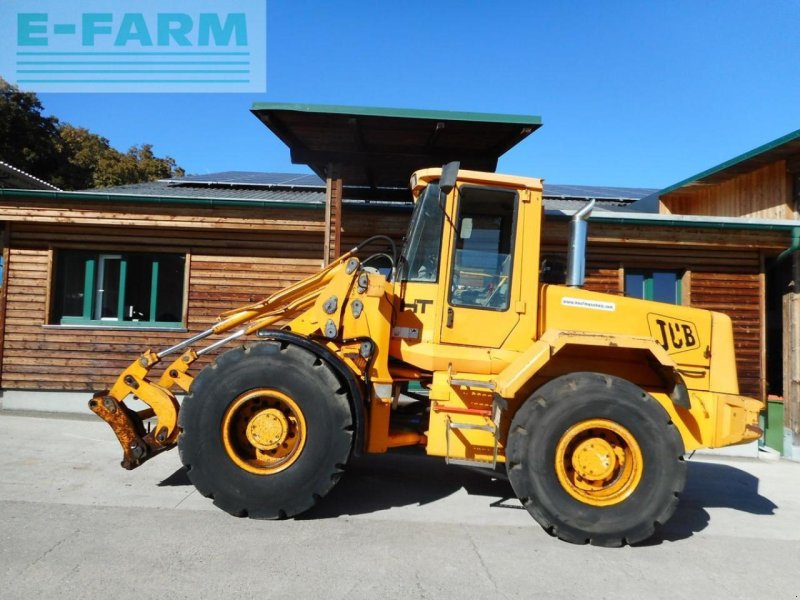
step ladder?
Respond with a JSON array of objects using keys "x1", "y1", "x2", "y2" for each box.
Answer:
[{"x1": 437, "y1": 377, "x2": 507, "y2": 469}]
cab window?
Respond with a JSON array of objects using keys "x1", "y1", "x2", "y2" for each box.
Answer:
[
  {"x1": 398, "y1": 183, "x2": 445, "y2": 282},
  {"x1": 449, "y1": 186, "x2": 517, "y2": 311}
]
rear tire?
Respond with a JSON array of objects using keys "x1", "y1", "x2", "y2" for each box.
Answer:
[
  {"x1": 178, "y1": 341, "x2": 353, "y2": 518},
  {"x1": 506, "y1": 372, "x2": 686, "y2": 546}
]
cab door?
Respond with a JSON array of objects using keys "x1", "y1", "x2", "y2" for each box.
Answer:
[{"x1": 440, "y1": 185, "x2": 520, "y2": 348}]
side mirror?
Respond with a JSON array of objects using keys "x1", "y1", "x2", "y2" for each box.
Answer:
[{"x1": 439, "y1": 161, "x2": 460, "y2": 195}]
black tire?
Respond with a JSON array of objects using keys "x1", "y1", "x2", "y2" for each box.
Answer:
[
  {"x1": 178, "y1": 341, "x2": 353, "y2": 518},
  {"x1": 506, "y1": 372, "x2": 686, "y2": 546}
]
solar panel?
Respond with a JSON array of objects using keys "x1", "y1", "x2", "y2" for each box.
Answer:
[
  {"x1": 544, "y1": 184, "x2": 656, "y2": 201},
  {"x1": 173, "y1": 171, "x2": 325, "y2": 187},
  {"x1": 168, "y1": 172, "x2": 655, "y2": 203}
]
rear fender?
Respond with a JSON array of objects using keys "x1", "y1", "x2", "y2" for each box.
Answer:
[{"x1": 496, "y1": 329, "x2": 690, "y2": 408}]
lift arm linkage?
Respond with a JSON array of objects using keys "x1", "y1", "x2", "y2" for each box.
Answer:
[{"x1": 90, "y1": 252, "x2": 361, "y2": 469}]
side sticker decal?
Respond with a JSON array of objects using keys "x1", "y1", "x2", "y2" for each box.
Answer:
[{"x1": 561, "y1": 297, "x2": 616, "y2": 312}]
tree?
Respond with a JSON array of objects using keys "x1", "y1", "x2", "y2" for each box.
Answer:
[
  {"x1": 0, "y1": 78, "x2": 184, "y2": 189},
  {"x1": 58, "y1": 125, "x2": 186, "y2": 188},
  {"x1": 0, "y1": 78, "x2": 64, "y2": 185}
]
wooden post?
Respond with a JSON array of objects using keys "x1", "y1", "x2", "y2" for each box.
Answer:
[
  {"x1": 0, "y1": 224, "x2": 11, "y2": 388},
  {"x1": 785, "y1": 255, "x2": 800, "y2": 452},
  {"x1": 323, "y1": 163, "x2": 343, "y2": 266},
  {"x1": 785, "y1": 171, "x2": 800, "y2": 453},
  {"x1": 758, "y1": 254, "x2": 767, "y2": 401}
]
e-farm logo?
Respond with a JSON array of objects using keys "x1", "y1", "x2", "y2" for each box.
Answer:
[{"x1": 0, "y1": 1, "x2": 266, "y2": 93}]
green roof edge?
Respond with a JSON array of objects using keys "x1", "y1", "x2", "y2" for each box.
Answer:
[
  {"x1": 0, "y1": 188, "x2": 321, "y2": 210},
  {"x1": 660, "y1": 126, "x2": 800, "y2": 196},
  {"x1": 585, "y1": 213, "x2": 798, "y2": 232},
  {"x1": 250, "y1": 101, "x2": 542, "y2": 126},
  {"x1": 2, "y1": 188, "x2": 796, "y2": 233}
]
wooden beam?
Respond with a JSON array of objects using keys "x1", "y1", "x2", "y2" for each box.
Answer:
[{"x1": 324, "y1": 163, "x2": 343, "y2": 265}]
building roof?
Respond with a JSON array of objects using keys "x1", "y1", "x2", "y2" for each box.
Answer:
[
  {"x1": 0, "y1": 161, "x2": 60, "y2": 191},
  {"x1": 4, "y1": 174, "x2": 795, "y2": 233},
  {"x1": 89, "y1": 176, "x2": 329, "y2": 205},
  {"x1": 250, "y1": 102, "x2": 542, "y2": 189},
  {"x1": 83, "y1": 171, "x2": 655, "y2": 211},
  {"x1": 660, "y1": 127, "x2": 800, "y2": 196}
]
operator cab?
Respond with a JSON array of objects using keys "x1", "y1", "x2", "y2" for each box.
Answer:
[{"x1": 390, "y1": 164, "x2": 544, "y2": 371}]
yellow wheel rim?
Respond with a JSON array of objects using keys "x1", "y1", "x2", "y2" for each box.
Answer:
[
  {"x1": 554, "y1": 418, "x2": 643, "y2": 507},
  {"x1": 221, "y1": 389, "x2": 307, "y2": 475}
]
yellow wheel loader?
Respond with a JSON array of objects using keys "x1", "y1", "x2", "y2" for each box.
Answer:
[{"x1": 91, "y1": 163, "x2": 763, "y2": 546}]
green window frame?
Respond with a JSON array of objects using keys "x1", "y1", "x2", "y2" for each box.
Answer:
[
  {"x1": 52, "y1": 250, "x2": 186, "y2": 328},
  {"x1": 624, "y1": 269, "x2": 683, "y2": 305}
]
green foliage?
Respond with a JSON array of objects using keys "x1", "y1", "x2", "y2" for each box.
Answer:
[
  {"x1": 0, "y1": 78, "x2": 184, "y2": 190},
  {"x1": 0, "y1": 78, "x2": 63, "y2": 185}
]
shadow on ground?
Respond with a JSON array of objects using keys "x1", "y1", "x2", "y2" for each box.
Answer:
[
  {"x1": 642, "y1": 459, "x2": 778, "y2": 544},
  {"x1": 300, "y1": 450, "x2": 518, "y2": 520},
  {"x1": 158, "y1": 467, "x2": 192, "y2": 487},
  {"x1": 157, "y1": 450, "x2": 516, "y2": 515},
  {"x1": 158, "y1": 453, "x2": 778, "y2": 542}
]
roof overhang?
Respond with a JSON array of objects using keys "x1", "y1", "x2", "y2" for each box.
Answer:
[
  {"x1": 250, "y1": 102, "x2": 541, "y2": 190},
  {"x1": 660, "y1": 127, "x2": 800, "y2": 196}
]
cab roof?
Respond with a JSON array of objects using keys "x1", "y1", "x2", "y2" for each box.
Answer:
[{"x1": 410, "y1": 167, "x2": 543, "y2": 198}]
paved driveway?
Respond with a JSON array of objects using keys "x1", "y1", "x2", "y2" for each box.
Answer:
[{"x1": 1, "y1": 412, "x2": 798, "y2": 599}]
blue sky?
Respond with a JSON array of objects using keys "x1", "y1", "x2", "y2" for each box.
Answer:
[{"x1": 31, "y1": 0, "x2": 800, "y2": 188}]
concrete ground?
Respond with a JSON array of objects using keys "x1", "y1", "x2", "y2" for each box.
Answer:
[{"x1": 1, "y1": 411, "x2": 798, "y2": 600}]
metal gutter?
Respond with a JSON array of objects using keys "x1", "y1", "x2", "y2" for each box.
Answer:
[
  {"x1": 545, "y1": 208, "x2": 800, "y2": 232},
  {"x1": 775, "y1": 226, "x2": 800, "y2": 263},
  {"x1": 3, "y1": 188, "x2": 798, "y2": 234},
  {"x1": 0, "y1": 188, "x2": 322, "y2": 210}
]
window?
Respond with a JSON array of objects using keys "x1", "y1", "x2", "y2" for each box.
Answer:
[
  {"x1": 625, "y1": 270, "x2": 682, "y2": 304},
  {"x1": 449, "y1": 186, "x2": 517, "y2": 311},
  {"x1": 52, "y1": 250, "x2": 185, "y2": 327},
  {"x1": 398, "y1": 183, "x2": 445, "y2": 282}
]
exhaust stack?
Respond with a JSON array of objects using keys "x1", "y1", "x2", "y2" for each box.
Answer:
[{"x1": 565, "y1": 199, "x2": 596, "y2": 287}]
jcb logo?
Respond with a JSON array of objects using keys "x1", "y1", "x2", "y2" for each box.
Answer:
[{"x1": 647, "y1": 314, "x2": 700, "y2": 354}]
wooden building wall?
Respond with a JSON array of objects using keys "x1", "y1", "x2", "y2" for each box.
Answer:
[
  {"x1": 661, "y1": 161, "x2": 795, "y2": 219},
  {"x1": 0, "y1": 197, "x2": 789, "y2": 401},
  {"x1": 341, "y1": 204, "x2": 411, "y2": 250},
  {"x1": 0, "y1": 198, "x2": 325, "y2": 392}
]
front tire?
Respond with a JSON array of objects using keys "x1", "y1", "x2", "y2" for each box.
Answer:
[
  {"x1": 506, "y1": 372, "x2": 686, "y2": 546},
  {"x1": 178, "y1": 341, "x2": 353, "y2": 518}
]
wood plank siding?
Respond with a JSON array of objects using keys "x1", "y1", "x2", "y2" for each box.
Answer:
[
  {"x1": 341, "y1": 204, "x2": 412, "y2": 250},
  {"x1": 691, "y1": 272, "x2": 763, "y2": 398},
  {"x1": 0, "y1": 197, "x2": 786, "y2": 401},
  {"x1": 1, "y1": 198, "x2": 325, "y2": 392},
  {"x1": 661, "y1": 161, "x2": 795, "y2": 219}
]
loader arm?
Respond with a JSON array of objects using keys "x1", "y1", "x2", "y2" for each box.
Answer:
[{"x1": 90, "y1": 252, "x2": 362, "y2": 469}]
